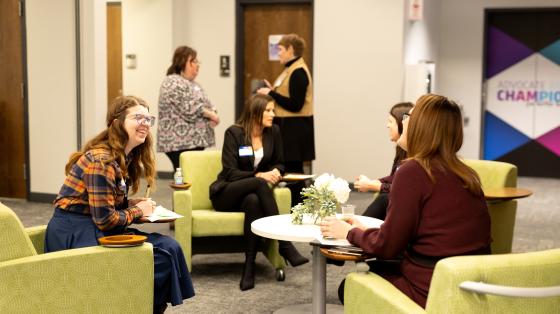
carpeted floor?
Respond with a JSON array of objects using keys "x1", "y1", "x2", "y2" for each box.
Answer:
[{"x1": 2, "y1": 176, "x2": 559, "y2": 313}]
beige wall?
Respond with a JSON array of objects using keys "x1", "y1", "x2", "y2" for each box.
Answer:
[
  {"x1": 30, "y1": 0, "x2": 556, "y2": 195},
  {"x1": 172, "y1": 0, "x2": 236, "y2": 163},
  {"x1": 313, "y1": 0, "x2": 406, "y2": 180},
  {"x1": 26, "y1": 0, "x2": 77, "y2": 194},
  {"x1": 170, "y1": 0, "x2": 407, "y2": 181},
  {"x1": 80, "y1": 0, "x2": 108, "y2": 143},
  {"x1": 121, "y1": 0, "x2": 174, "y2": 171}
]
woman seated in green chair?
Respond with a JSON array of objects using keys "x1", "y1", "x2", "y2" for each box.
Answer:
[
  {"x1": 45, "y1": 96, "x2": 194, "y2": 313},
  {"x1": 210, "y1": 94, "x2": 308, "y2": 291},
  {"x1": 321, "y1": 94, "x2": 492, "y2": 308}
]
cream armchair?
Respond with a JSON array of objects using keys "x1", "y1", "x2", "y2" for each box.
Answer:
[
  {"x1": 173, "y1": 150, "x2": 291, "y2": 280},
  {"x1": 0, "y1": 202, "x2": 154, "y2": 313},
  {"x1": 345, "y1": 249, "x2": 560, "y2": 313}
]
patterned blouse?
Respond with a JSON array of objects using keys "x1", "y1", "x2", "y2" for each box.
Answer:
[{"x1": 157, "y1": 74, "x2": 216, "y2": 152}]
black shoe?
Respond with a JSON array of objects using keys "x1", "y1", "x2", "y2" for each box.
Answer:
[
  {"x1": 279, "y1": 242, "x2": 309, "y2": 267},
  {"x1": 240, "y1": 257, "x2": 256, "y2": 291},
  {"x1": 326, "y1": 257, "x2": 345, "y2": 266}
]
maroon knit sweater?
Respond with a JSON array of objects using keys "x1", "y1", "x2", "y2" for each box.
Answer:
[{"x1": 347, "y1": 160, "x2": 491, "y2": 307}]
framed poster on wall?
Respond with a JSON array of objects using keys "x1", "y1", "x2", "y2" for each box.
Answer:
[{"x1": 483, "y1": 8, "x2": 560, "y2": 177}]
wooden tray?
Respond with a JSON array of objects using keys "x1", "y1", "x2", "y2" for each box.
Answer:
[
  {"x1": 319, "y1": 247, "x2": 367, "y2": 262},
  {"x1": 484, "y1": 187, "x2": 533, "y2": 201},
  {"x1": 169, "y1": 182, "x2": 191, "y2": 190},
  {"x1": 98, "y1": 235, "x2": 147, "y2": 247}
]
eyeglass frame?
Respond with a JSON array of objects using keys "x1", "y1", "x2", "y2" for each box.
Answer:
[
  {"x1": 126, "y1": 113, "x2": 156, "y2": 127},
  {"x1": 402, "y1": 113, "x2": 410, "y2": 121}
]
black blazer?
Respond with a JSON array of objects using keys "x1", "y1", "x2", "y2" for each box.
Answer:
[{"x1": 209, "y1": 124, "x2": 284, "y2": 197}]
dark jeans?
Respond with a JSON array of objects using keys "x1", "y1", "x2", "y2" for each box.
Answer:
[
  {"x1": 165, "y1": 147, "x2": 204, "y2": 170},
  {"x1": 45, "y1": 208, "x2": 195, "y2": 307}
]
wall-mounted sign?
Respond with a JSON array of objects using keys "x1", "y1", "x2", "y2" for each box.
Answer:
[{"x1": 268, "y1": 34, "x2": 284, "y2": 61}]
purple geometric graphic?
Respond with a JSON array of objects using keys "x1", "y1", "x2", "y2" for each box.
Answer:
[
  {"x1": 536, "y1": 126, "x2": 560, "y2": 157},
  {"x1": 486, "y1": 26, "x2": 534, "y2": 79}
]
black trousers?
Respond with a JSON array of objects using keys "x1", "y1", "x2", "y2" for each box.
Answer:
[
  {"x1": 284, "y1": 160, "x2": 306, "y2": 207},
  {"x1": 362, "y1": 192, "x2": 389, "y2": 220},
  {"x1": 211, "y1": 177, "x2": 279, "y2": 254},
  {"x1": 165, "y1": 147, "x2": 204, "y2": 170}
]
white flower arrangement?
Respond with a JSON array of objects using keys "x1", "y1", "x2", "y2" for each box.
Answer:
[{"x1": 291, "y1": 173, "x2": 351, "y2": 224}]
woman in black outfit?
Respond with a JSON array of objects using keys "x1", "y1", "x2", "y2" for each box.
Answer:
[
  {"x1": 257, "y1": 33, "x2": 314, "y2": 207},
  {"x1": 210, "y1": 94, "x2": 308, "y2": 291},
  {"x1": 354, "y1": 102, "x2": 413, "y2": 220}
]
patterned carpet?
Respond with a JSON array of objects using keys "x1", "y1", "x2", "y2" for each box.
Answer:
[{"x1": 2, "y1": 176, "x2": 559, "y2": 313}]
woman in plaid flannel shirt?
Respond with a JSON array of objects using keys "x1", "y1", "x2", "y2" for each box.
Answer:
[{"x1": 45, "y1": 96, "x2": 194, "y2": 313}]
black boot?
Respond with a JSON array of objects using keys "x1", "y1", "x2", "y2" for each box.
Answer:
[
  {"x1": 279, "y1": 241, "x2": 309, "y2": 267},
  {"x1": 240, "y1": 253, "x2": 256, "y2": 291}
]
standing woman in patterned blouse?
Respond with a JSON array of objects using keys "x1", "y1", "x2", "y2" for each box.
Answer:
[
  {"x1": 157, "y1": 46, "x2": 220, "y2": 170},
  {"x1": 45, "y1": 96, "x2": 195, "y2": 313}
]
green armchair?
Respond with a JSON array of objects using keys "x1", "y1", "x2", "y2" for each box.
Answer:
[
  {"x1": 345, "y1": 248, "x2": 560, "y2": 313},
  {"x1": 464, "y1": 159, "x2": 518, "y2": 254},
  {"x1": 0, "y1": 202, "x2": 154, "y2": 313},
  {"x1": 173, "y1": 150, "x2": 291, "y2": 279}
]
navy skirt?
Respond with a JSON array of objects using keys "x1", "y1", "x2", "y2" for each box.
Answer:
[{"x1": 45, "y1": 208, "x2": 195, "y2": 306}]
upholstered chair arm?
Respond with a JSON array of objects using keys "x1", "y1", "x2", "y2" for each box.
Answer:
[
  {"x1": 24, "y1": 225, "x2": 47, "y2": 254},
  {"x1": 0, "y1": 244, "x2": 154, "y2": 313},
  {"x1": 173, "y1": 189, "x2": 193, "y2": 270},
  {"x1": 426, "y1": 249, "x2": 560, "y2": 313},
  {"x1": 344, "y1": 272, "x2": 425, "y2": 314},
  {"x1": 459, "y1": 281, "x2": 560, "y2": 298},
  {"x1": 273, "y1": 187, "x2": 291, "y2": 215}
]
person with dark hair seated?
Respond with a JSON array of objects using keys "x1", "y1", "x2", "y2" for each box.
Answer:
[
  {"x1": 354, "y1": 102, "x2": 414, "y2": 220},
  {"x1": 210, "y1": 94, "x2": 309, "y2": 291}
]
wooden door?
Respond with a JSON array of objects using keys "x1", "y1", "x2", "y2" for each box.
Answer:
[
  {"x1": 237, "y1": 2, "x2": 313, "y2": 117},
  {"x1": 0, "y1": 0, "x2": 27, "y2": 198},
  {"x1": 107, "y1": 2, "x2": 123, "y2": 105}
]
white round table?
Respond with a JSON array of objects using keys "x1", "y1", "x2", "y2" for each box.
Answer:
[{"x1": 252, "y1": 214, "x2": 383, "y2": 314}]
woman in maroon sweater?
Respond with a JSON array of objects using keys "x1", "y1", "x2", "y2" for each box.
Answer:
[{"x1": 321, "y1": 94, "x2": 491, "y2": 308}]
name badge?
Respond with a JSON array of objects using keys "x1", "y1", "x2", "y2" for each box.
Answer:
[
  {"x1": 274, "y1": 72, "x2": 288, "y2": 88},
  {"x1": 239, "y1": 146, "x2": 253, "y2": 157}
]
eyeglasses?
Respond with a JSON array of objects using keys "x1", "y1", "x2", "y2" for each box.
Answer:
[
  {"x1": 191, "y1": 59, "x2": 201, "y2": 65},
  {"x1": 127, "y1": 113, "x2": 156, "y2": 126},
  {"x1": 402, "y1": 113, "x2": 410, "y2": 121}
]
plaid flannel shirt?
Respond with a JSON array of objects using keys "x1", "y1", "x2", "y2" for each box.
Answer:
[{"x1": 54, "y1": 148, "x2": 143, "y2": 231}]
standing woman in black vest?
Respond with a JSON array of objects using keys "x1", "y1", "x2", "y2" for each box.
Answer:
[
  {"x1": 210, "y1": 94, "x2": 309, "y2": 291},
  {"x1": 257, "y1": 33, "x2": 314, "y2": 206}
]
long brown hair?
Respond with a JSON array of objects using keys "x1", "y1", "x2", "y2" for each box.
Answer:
[
  {"x1": 166, "y1": 46, "x2": 197, "y2": 75},
  {"x1": 407, "y1": 94, "x2": 482, "y2": 195},
  {"x1": 65, "y1": 96, "x2": 156, "y2": 194},
  {"x1": 236, "y1": 94, "x2": 273, "y2": 144},
  {"x1": 389, "y1": 102, "x2": 414, "y2": 165}
]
